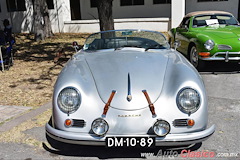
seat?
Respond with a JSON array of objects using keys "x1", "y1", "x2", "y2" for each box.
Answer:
[
  {"x1": 0, "y1": 40, "x2": 15, "y2": 71},
  {"x1": 196, "y1": 20, "x2": 207, "y2": 27}
]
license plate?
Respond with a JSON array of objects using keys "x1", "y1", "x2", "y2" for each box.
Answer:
[{"x1": 106, "y1": 137, "x2": 155, "y2": 148}]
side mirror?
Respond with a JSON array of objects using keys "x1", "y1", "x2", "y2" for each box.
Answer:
[
  {"x1": 174, "y1": 40, "x2": 181, "y2": 50},
  {"x1": 72, "y1": 41, "x2": 80, "y2": 52}
]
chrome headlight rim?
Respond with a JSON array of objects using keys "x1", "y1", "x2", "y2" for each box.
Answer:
[
  {"x1": 176, "y1": 87, "x2": 201, "y2": 114},
  {"x1": 153, "y1": 119, "x2": 170, "y2": 137},
  {"x1": 57, "y1": 87, "x2": 81, "y2": 114},
  {"x1": 204, "y1": 40, "x2": 215, "y2": 51},
  {"x1": 91, "y1": 118, "x2": 109, "y2": 136}
]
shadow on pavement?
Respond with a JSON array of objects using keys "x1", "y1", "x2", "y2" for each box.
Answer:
[
  {"x1": 42, "y1": 142, "x2": 202, "y2": 159},
  {"x1": 198, "y1": 61, "x2": 240, "y2": 74}
]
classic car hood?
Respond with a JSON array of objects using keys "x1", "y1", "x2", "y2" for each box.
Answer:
[
  {"x1": 84, "y1": 49, "x2": 169, "y2": 110},
  {"x1": 200, "y1": 26, "x2": 240, "y2": 39}
]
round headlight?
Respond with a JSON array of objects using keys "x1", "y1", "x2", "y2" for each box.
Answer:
[
  {"x1": 57, "y1": 87, "x2": 81, "y2": 114},
  {"x1": 177, "y1": 88, "x2": 200, "y2": 114},
  {"x1": 204, "y1": 40, "x2": 215, "y2": 51},
  {"x1": 91, "y1": 118, "x2": 109, "y2": 136},
  {"x1": 153, "y1": 120, "x2": 170, "y2": 137}
]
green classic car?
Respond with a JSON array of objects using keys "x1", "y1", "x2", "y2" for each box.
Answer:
[{"x1": 169, "y1": 11, "x2": 240, "y2": 69}]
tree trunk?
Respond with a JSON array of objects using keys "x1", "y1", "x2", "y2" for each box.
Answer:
[
  {"x1": 33, "y1": 0, "x2": 53, "y2": 41},
  {"x1": 42, "y1": 0, "x2": 53, "y2": 38},
  {"x1": 97, "y1": 0, "x2": 114, "y2": 31},
  {"x1": 238, "y1": 0, "x2": 240, "y2": 22}
]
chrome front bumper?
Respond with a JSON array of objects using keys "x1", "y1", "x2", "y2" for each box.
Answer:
[
  {"x1": 46, "y1": 123, "x2": 215, "y2": 146},
  {"x1": 200, "y1": 52, "x2": 240, "y2": 62}
]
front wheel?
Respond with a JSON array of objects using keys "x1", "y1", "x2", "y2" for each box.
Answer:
[{"x1": 189, "y1": 45, "x2": 205, "y2": 69}]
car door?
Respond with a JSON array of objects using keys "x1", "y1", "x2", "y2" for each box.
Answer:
[{"x1": 175, "y1": 17, "x2": 191, "y2": 56}]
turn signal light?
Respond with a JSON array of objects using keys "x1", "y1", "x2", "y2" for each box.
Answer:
[
  {"x1": 65, "y1": 119, "x2": 72, "y2": 127},
  {"x1": 187, "y1": 119, "x2": 195, "y2": 126},
  {"x1": 199, "y1": 52, "x2": 210, "y2": 57}
]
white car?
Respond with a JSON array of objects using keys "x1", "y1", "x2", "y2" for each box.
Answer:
[{"x1": 46, "y1": 29, "x2": 215, "y2": 149}]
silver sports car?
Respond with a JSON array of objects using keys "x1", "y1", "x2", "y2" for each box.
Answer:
[{"x1": 46, "y1": 29, "x2": 215, "y2": 148}]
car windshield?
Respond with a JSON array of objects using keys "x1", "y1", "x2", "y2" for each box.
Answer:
[
  {"x1": 192, "y1": 14, "x2": 239, "y2": 28},
  {"x1": 83, "y1": 30, "x2": 169, "y2": 51}
]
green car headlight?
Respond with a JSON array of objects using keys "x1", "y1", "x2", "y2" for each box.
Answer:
[
  {"x1": 204, "y1": 40, "x2": 215, "y2": 51},
  {"x1": 57, "y1": 87, "x2": 81, "y2": 114},
  {"x1": 177, "y1": 88, "x2": 201, "y2": 114}
]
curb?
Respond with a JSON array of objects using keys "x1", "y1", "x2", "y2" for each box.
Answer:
[{"x1": 0, "y1": 102, "x2": 51, "y2": 132}]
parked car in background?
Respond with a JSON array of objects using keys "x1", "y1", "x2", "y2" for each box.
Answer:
[
  {"x1": 46, "y1": 29, "x2": 215, "y2": 149},
  {"x1": 169, "y1": 11, "x2": 240, "y2": 69}
]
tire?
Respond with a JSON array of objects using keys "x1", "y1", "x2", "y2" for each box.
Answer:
[{"x1": 189, "y1": 45, "x2": 205, "y2": 69}]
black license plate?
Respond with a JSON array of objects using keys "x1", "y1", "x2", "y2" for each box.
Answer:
[{"x1": 106, "y1": 137, "x2": 155, "y2": 148}]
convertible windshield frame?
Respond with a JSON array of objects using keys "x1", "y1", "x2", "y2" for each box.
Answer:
[{"x1": 83, "y1": 29, "x2": 170, "y2": 51}]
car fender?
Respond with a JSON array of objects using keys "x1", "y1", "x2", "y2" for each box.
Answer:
[
  {"x1": 189, "y1": 34, "x2": 211, "y2": 52},
  {"x1": 159, "y1": 50, "x2": 208, "y2": 132},
  {"x1": 52, "y1": 53, "x2": 106, "y2": 131}
]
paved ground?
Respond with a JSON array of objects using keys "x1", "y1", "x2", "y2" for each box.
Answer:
[
  {"x1": 0, "y1": 105, "x2": 31, "y2": 123},
  {"x1": 0, "y1": 102, "x2": 51, "y2": 132}
]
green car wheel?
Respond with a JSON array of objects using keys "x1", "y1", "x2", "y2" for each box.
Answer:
[{"x1": 189, "y1": 45, "x2": 205, "y2": 69}]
